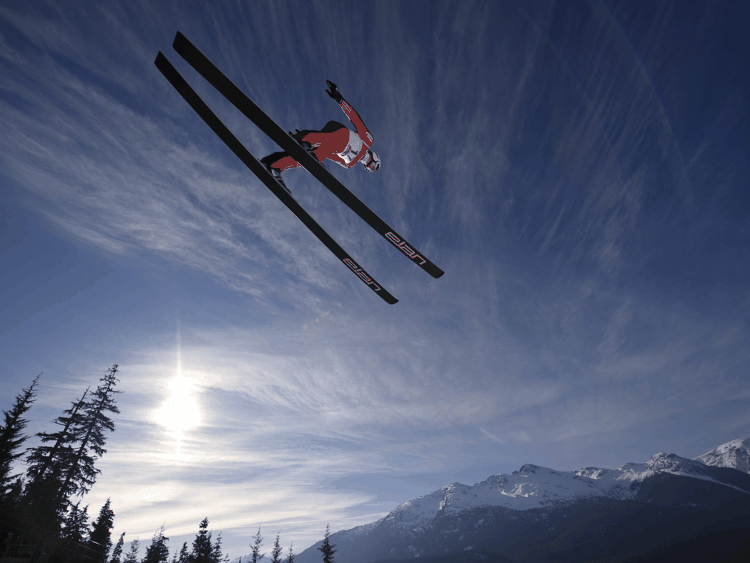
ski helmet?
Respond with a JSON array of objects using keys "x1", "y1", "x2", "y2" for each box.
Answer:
[{"x1": 362, "y1": 149, "x2": 381, "y2": 173}]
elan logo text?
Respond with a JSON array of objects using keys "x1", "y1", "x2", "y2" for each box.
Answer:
[
  {"x1": 385, "y1": 232, "x2": 427, "y2": 265},
  {"x1": 343, "y1": 258, "x2": 381, "y2": 291}
]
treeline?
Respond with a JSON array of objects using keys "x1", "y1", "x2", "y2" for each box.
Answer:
[
  {"x1": 0, "y1": 367, "x2": 339, "y2": 563},
  {"x1": 104, "y1": 520, "x2": 337, "y2": 563}
]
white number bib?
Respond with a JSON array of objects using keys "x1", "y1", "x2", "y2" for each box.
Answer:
[{"x1": 336, "y1": 129, "x2": 364, "y2": 165}]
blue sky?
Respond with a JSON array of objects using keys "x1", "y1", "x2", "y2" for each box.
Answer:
[{"x1": 1, "y1": 0, "x2": 749, "y2": 559}]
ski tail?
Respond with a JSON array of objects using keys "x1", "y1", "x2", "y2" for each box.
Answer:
[{"x1": 154, "y1": 52, "x2": 398, "y2": 305}]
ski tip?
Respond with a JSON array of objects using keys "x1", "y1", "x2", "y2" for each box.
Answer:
[
  {"x1": 173, "y1": 31, "x2": 186, "y2": 46},
  {"x1": 173, "y1": 31, "x2": 194, "y2": 54},
  {"x1": 154, "y1": 51, "x2": 168, "y2": 69}
]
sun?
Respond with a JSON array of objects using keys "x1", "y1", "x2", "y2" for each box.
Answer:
[{"x1": 154, "y1": 371, "x2": 202, "y2": 435}]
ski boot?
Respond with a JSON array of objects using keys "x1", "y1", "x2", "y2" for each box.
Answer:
[{"x1": 260, "y1": 155, "x2": 292, "y2": 197}]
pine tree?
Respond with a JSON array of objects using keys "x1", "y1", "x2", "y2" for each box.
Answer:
[
  {"x1": 58, "y1": 502, "x2": 90, "y2": 563},
  {"x1": 61, "y1": 502, "x2": 90, "y2": 543},
  {"x1": 110, "y1": 532, "x2": 126, "y2": 563},
  {"x1": 175, "y1": 541, "x2": 190, "y2": 563},
  {"x1": 22, "y1": 387, "x2": 90, "y2": 531},
  {"x1": 89, "y1": 497, "x2": 115, "y2": 562},
  {"x1": 270, "y1": 534, "x2": 283, "y2": 563},
  {"x1": 25, "y1": 387, "x2": 89, "y2": 486},
  {"x1": 191, "y1": 517, "x2": 213, "y2": 563},
  {"x1": 122, "y1": 539, "x2": 140, "y2": 563},
  {"x1": 210, "y1": 531, "x2": 229, "y2": 563},
  {"x1": 0, "y1": 373, "x2": 40, "y2": 506},
  {"x1": 143, "y1": 525, "x2": 170, "y2": 563},
  {"x1": 317, "y1": 524, "x2": 336, "y2": 563},
  {"x1": 58, "y1": 365, "x2": 122, "y2": 501},
  {"x1": 249, "y1": 526, "x2": 264, "y2": 563},
  {"x1": 284, "y1": 541, "x2": 294, "y2": 563},
  {"x1": 19, "y1": 366, "x2": 122, "y2": 536}
]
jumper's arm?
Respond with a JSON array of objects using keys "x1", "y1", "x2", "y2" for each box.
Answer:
[{"x1": 339, "y1": 99, "x2": 373, "y2": 148}]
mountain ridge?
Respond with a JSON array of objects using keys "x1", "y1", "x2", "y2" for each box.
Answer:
[
  {"x1": 289, "y1": 437, "x2": 750, "y2": 563},
  {"x1": 694, "y1": 437, "x2": 750, "y2": 474}
]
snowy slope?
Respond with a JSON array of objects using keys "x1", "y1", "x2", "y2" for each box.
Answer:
[
  {"x1": 381, "y1": 463, "x2": 631, "y2": 533},
  {"x1": 376, "y1": 451, "x2": 749, "y2": 534},
  {"x1": 694, "y1": 437, "x2": 750, "y2": 474},
  {"x1": 292, "y1": 438, "x2": 750, "y2": 563}
]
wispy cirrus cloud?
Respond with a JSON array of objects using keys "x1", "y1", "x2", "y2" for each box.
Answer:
[
  {"x1": 2, "y1": 1, "x2": 749, "y2": 559},
  {"x1": 0, "y1": 22, "x2": 353, "y2": 310}
]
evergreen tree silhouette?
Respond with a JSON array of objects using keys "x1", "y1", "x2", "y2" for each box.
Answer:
[
  {"x1": 22, "y1": 386, "x2": 89, "y2": 531},
  {"x1": 317, "y1": 524, "x2": 336, "y2": 563},
  {"x1": 89, "y1": 497, "x2": 115, "y2": 562},
  {"x1": 122, "y1": 539, "x2": 140, "y2": 563},
  {"x1": 61, "y1": 501, "x2": 90, "y2": 543},
  {"x1": 58, "y1": 365, "x2": 122, "y2": 502},
  {"x1": 110, "y1": 532, "x2": 126, "y2": 563},
  {"x1": 191, "y1": 517, "x2": 213, "y2": 563},
  {"x1": 249, "y1": 526, "x2": 264, "y2": 563},
  {"x1": 25, "y1": 387, "x2": 88, "y2": 486},
  {"x1": 284, "y1": 541, "x2": 295, "y2": 563},
  {"x1": 270, "y1": 533, "x2": 283, "y2": 563},
  {"x1": 0, "y1": 373, "x2": 40, "y2": 506},
  {"x1": 175, "y1": 541, "x2": 190, "y2": 563},
  {"x1": 59, "y1": 501, "x2": 90, "y2": 563},
  {"x1": 143, "y1": 525, "x2": 170, "y2": 563},
  {"x1": 210, "y1": 530, "x2": 229, "y2": 563}
]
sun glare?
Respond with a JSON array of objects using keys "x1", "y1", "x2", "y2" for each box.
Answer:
[{"x1": 154, "y1": 371, "x2": 202, "y2": 435}]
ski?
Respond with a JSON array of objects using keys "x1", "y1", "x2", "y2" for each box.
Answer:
[
  {"x1": 154, "y1": 52, "x2": 398, "y2": 305},
  {"x1": 171, "y1": 31, "x2": 444, "y2": 279}
]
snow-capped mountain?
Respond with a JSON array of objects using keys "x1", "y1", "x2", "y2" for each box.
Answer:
[
  {"x1": 326, "y1": 449, "x2": 749, "y2": 538},
  {"x1": 294, "y1": 437, "x2": 750, "y2": 563},
  {"x1": 694, "y1": 437, "x2": 750, "y2": 474}
]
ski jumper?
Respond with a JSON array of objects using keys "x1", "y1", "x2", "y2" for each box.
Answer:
[{"x1": 267, "y1": 99, "x2": 374, "y2": 172}]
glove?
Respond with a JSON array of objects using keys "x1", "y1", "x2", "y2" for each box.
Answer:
[{"x1": 325, "y1": 80, "x2": 343, "y2": 103}]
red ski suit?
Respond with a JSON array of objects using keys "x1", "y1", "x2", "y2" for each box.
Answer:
[{"x1": 270, "y1": 99, "x2": 374, "y2": 172}]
